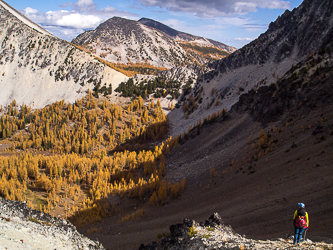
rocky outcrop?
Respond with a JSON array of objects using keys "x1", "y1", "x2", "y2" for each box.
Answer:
[
  {"x1": 0, "y1": 198, "x2": 104, "y2": 249},
  {"x1": 0, "y1": 1, "x2": 128, "y2": 109},
  {"x1": 139, "y1": 213, "x2": 333, "y2": 250}
]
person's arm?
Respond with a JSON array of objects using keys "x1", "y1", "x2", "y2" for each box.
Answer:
[
  {"x1": 293, "y1": 210, "x2": 297, "y2": 220},
  {"x1": 306, "y1": 212, "x2": 309, "y2": 227}
]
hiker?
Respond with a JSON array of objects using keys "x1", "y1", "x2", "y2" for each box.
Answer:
[{"x1": 293, "y1": 203, "x2": 309, "y2": 244}]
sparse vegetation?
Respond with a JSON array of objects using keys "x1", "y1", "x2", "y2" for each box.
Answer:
[
  {"x1": 119, "y1": 208, "x2": 145, "y2": 223},
  {"x1": 115, "y1": 77, "x2": 181, "y2": 99},
  {"x1": 93, "y1": 57, "x2": 167, "y2": 77},
  {"x1": 187, "y1": 224, "x2": 198, "y2": 237},
  {"x1": 179, "y1": 42, "x2": 229, "y2": 60},
  {"x1": 202, "y1": 233, "x2": 212, "y2": 239}
]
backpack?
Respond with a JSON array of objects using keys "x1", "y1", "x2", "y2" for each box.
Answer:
[{"x1": 295, "y1": 215, "x2": 307, "y2": 228}]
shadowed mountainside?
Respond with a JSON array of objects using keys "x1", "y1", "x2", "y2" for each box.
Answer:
[
  {"x1": 83, "y1": 41, "x2": 333, "y2": 250},
  {"x1": 166, "y1": 0, "x2": 333, "y2": 137}
]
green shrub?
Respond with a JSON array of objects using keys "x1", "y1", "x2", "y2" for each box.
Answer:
[
  {"x1": 206, "y1": 226, "x2": 215, "y2": 232},
  {"x1": 187, "y1": 224, "x2": 198, "y2": 237},
  {"x1": 202, "y1": 233, "x2": 212, "y2": 239}
]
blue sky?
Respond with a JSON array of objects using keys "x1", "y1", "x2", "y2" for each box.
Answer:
[{"x1": 6, "y1": 0, "x2": 303, "y2": 48}]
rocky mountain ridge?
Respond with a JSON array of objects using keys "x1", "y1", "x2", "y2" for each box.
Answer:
[
  {"x1": 71, "y1": 17, "x2": 235, "y2": 69},
  {"x1": 0, "y1": 0, "x2": 53, "y2": 37},
  {"x1": 139, "y1": 213, "x2": 333, "y2": 250},
  {"x1": 0, "y1": 1, "x2": 127, "y2": 109},
  {"x1": 165, "y1": 0, "x2": 333, "y2": 137},
  {"x1": 0, "y1": 198, "x2": 104, "y2": 249}
]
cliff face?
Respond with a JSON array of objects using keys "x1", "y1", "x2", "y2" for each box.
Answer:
[
  {"x1": 0, "y1": 2, "x2": 128, "y2": 109},
  {"x1": 0, "y1": 198, "x2": 104, "y2": 249}
]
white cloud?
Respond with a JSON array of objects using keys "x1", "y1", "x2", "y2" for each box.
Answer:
[
  {"x1": 234, "y1": 37, "x2": 256, "y2": 41},
  {"x1": 23, "y1": 8, "x2": 101, "y2": 29},
  {"x1": 77, "y1": 0, "x2": 94, "y2": 7},
  {"x1": 212, "y1": 16, "x2": 267, "y2": 32},
  {"x1": 55, "y1": 13, "x2": 102, "y2": 29},
  {"x1": 21, "y1": 0, "x2": 138, "y2": 41},
  {"x1": 207, "y1": 16, "x2": 263, "y2": 31},
  {"x1": 43, "y1": 25, "x2": 86, "y2": 40},
  {"x1": 61, "y1": 0, "x2": 96, "y2": 12},
  {"x1": 162, "y1": 18, "x2": 188, "y2": 29},
  {"x1": 217, "y1": 16, "x2": 251, "y2": 26},
  {"x1": 24, "y1": 7, "x2": 38, "y2": 15},
  {"x1": 60, "y1": 0, "x2": 134, "y2": 16},
  {"x1": 139, "y1": 0, "x2": 290, "y2": 17},
  {"x1": 261, "y1": 0, "x2": 290, "y2": 9},
  {"x1": 102, "y1": 6, "x2": 117, "y2": 12},
  {"x1": 233, "y1": 2, "x2": 258, "y2": 14}
]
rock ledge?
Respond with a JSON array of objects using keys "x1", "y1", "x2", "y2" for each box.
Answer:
[
  {"x1": 140, "y1": 213, "x2": 333, "y2": 250},
  {"x1": 0, "y1": 198, "x2": 104, "y2": 249}
]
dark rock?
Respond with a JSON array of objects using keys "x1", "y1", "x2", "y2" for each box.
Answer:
[
  {"x1": 205, "y1": 212, "x2": 223, "y2": 227},
  {"x1": 312, "y1": 125, "x2": 324, "y2": 135}
]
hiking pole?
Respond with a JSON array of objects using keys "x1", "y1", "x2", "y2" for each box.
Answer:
[{"x1": 303, "y1": 229, "x2": 307, "y2": 241}]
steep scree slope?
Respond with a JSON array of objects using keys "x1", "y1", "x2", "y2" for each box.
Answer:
[{"x1": 88, "y1": 42, "x2": 333, "y2": 250}]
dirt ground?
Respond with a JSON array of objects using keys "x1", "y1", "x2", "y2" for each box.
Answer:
[
  {"x1": 0, "y1": 142, "x2": 13, "y2": 156},
  {"x1": 83, "y1": 99, "x2": 333, "y2": 249}
]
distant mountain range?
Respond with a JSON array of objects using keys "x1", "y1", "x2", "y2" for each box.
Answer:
[{"x1": 71, "y1": 17, "x2": 236, "y2": 69}]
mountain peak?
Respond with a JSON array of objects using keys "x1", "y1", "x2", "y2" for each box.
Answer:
[
  {"x1": 106, "y1": 16, "x2": 135, "y2": 23},
  {"x1": 138, "y1": 17, "x2": 181, "y2": 37},
  {"x1": 71, "y1": 16, "x2": 236, "y2": 69}
]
